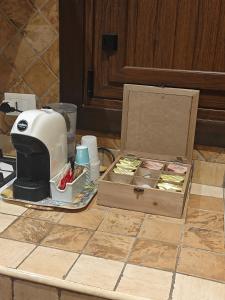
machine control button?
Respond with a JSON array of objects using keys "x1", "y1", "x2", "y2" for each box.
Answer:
[{"x1": 17, "y1": 120, "x2": 28, "y2": 131}]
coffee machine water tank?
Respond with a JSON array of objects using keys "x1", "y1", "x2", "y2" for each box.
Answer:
[{"x1": 11, "y1": 109, "x2": 67, "y2": 201}]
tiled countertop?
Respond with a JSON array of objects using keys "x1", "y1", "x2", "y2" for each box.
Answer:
[{"x1": 0, "y1": 183, "x2": 224, "y2": 300}]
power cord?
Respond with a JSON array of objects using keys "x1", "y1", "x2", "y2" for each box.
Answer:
[{"x1": 0, "y1": 102, "x2": 22, "y2": 113}]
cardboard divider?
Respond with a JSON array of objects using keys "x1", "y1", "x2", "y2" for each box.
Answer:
[{"x1": 135, "y1": 167, "x2": 161, "y2": 179}]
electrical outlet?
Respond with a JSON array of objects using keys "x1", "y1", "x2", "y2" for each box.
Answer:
[{"x1": 3, "y1": 93, "x2": 37, "y2": 115}]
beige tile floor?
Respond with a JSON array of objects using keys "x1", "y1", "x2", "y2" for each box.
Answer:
[{"x1": 0, "y1": 184, "x2": 224, "y2": 300}]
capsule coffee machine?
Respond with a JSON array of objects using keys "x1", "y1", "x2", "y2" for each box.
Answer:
[{"x1": 11, "y1": 109, "x2": 67, "y2": 201}]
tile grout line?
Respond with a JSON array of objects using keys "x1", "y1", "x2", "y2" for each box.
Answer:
[
  {"x1": 113, "y1": 213, "x2": 147, "y2": 291},
  {"x1": 168, "y1": 216, "x2": 186, "y2": 300}
]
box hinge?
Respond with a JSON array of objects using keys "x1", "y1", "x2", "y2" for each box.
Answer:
[{"x1": 87, "y1": 70, "x2": 94, "y2": 98}]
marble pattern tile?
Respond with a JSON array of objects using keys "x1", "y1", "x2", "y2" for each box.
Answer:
[
  {"x1": 29, "y1": 0, "x2": 48, "y2": 9},
  {"x1": 0, "y1": 275, "x2": 12, "y2": 300},
  {"x1": 61, "y1": 291, "x2": 106, "y2": 300},
  {"x1": 67, "y1": 255, "x2": 124, "y2": 290},
  {"x1": 1, "y1": 217, "x2": 53, "y2": 243},
  {"x1": 191, "y1": 183, "x2": 223, "y2": 198},
  {"x1": 23, "y1": 208, "x2": 63, "y2": 222},
  {"x1": 0, "y1": 213, "x2": 17, "y2": 233},
  {"x1": 172, "y1": 273, "x2": 225, "y2": 300},
  {"x1": 0, "y1": 0, "x2": 35, "y2": 29},
  {"x1": 117, "y1": 264, "x2": 172, "y2": 300},
  {"x1": 128, "y1": 238, "x2": 178, "y2": 271},
  {"x1": 98, "y1": 208, "x2": 144, "y2": 236},
  {"x1": 139, "y1": 215, "x2": 182, "y2": 244},
  {"x1": 59, "y1": 209, "x2": 106, "y2": 230},
  {"x1": 39, "y1": 80, "x2": 59, "y2": 106},
  {"x1": 0, "y1": 200, "x2": 27, "y2": 216},
  {"x1": 0, "y1": 55, "x2": 18, "y2": 92},
  {"x1": 84, "y1": 231, "x2": 134, "y2": 261},
  {"x1": 9, "y1": 77, "x2": 33, "y2": 94},
  {"x1": 41, "y1": 0, "x2": 59, "y2": 30},
  {"x1": 19, "y1": 246, "x2": 78, "y2": 278},
  {"x1": 23, "y1": 59, "x2": 56, "y2": 97},
  {"x1": 0, "y1": 238, "x2": 35, "y2": 268},
  {"x1": 3, "y1": 33, "x2": 36, "y2": 73},
  {"x1": 42, "y1": 38, "x2": 59, "y2": 75},
  {"x1": 41, "y1": 224, "x2": 93, "y2": 252},
  {"x1": 185, "y1": 208, "x2": 224, "y2": 232},
  {"x1": 14, "y1": 280, "x2": 58, "y2": 300},
  {"x1": 192, "y1": 160, "x2": 225, "y2": 187},
  {"x1": 177, "y1": 247, "x2": 225, "y2": 282},
  {"x1": 23, "y1": 13, "x2": 57, "y2": 53},
  {"x1": 0, "y1": 14, "x2": 17, "y2": 50},
  {"x1": 183, "y1": 227, "x2": 225, "y2": 253},
  {"x1": 188, "y1": 194, "x2": 224, "y2": 212}
]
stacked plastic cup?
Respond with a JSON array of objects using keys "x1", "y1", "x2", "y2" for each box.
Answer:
[
  {"x1": 75, "y1": 145, "x2": 90, "y2": 183},
  {"x1": 81, "y1": 135, "x2": 100, "y2": 182}
]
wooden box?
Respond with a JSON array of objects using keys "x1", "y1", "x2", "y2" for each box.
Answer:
[{"x1": 97, "y1": 85, "x2": 199, "y2": 218}]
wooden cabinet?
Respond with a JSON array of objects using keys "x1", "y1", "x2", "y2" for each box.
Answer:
[{"x1": 60, "y1": 0, "x2": 225, "y2": 147}]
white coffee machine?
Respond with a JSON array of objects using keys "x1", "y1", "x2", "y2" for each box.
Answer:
[{"x1": 11, "y1": 108, "x2": 67, "y2": 201}]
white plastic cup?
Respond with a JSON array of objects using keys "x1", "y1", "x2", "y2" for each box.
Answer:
[
  {"x1": 81, "y1": 135, "x2": 99, "y2": 163},
  {"x1": 90, "y1": 160, "x2": 100, "y2": 182}
]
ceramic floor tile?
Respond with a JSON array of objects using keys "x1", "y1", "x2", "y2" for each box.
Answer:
[
  {"x1": 14, "y1": 280, "x2": 58, "y2": 300},
  {"x1": 19, "y1": 246, "x2": 78, "y2": 278},
  {"x1": 66, "y1": 254, "x2": 124, "y2": 290},
  {"x1": 128, "y1": 238, "x2": 178, "y2": 271},
  {"x1": 117, "y1": 264, "x2": 173, "y2": 300},
  {"x1": 0, "y1": 238, "x2": 35, "y2": 268},
  {"x1": 0, "y1": 213, "x2": 17, "y2": 233},
  {"x1": 177, "y1": 247, "x2": 225, "y2": 282},
  {"x1": 188, "y1": 194, "x2": 224, "y2": 212},
  {"x1": 0, "y1": 275, "x2": 12, "y2": 300},
  {"x1": 59, "y1": 209, "x2": 105, "y2": 230},
  {"x1": 61, "y1": 290, "x2": 107, "y2": 300},
  {"x1": 41, "y1": 224, "x2": 93, "y2": 252},
  {"x1": 139, "y1": 215, "x2": 183, "y2": 244},
  {"x1": 190, "y1": 183, "x2": 223, "y2": 198},
  {"x1": 185, "y1": 208, "x2": 224, "y2": 232},
  {"x1": 183, "y1": 227, "x2": 225, "y2": 253},
  {"x1": 23, "y1": 209, "x2": 63, "y2": 222},
  {"x1": 172, "y1": 273, "x2": 225, "y2": 300},
  {"x1": 1, "y1": 217, "x2": 53, "y2": 244},
  {"x1": 0, "y1": 200, "x2": 27, "y2": 216},
  {"x1": 98, "y1": 208, "x2": 144, "y2": 236},
  {"x1": 84, "y1": 231, "x2": 134, "y2": 261}
]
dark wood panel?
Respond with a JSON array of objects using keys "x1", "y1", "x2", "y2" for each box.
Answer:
[
  {"x1": 153, "y1": 0, "x2": 178, "y2": 68},
  {"x1": 193, "y1": 0, "x2": 221, "y2": 71},
  {"x1": 173, "y1": 0, "x2": 199, "y2": 69},
  {"x1": 59, "y1": 0, "x2": 84, "y2": 104}
]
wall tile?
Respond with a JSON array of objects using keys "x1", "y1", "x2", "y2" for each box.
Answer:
[
  {"x1": 0, "y1": 0, "x2": 35, "y2": 29},
  {"x1": 0, "y1": 14, "x2": 17, "y2": 50},
  {"x1": 0, "y1": 55, "x2": 18, "y2": 92},
  {"x1": 14, "y1": 280, "x2": 58, "y2": 300},
  {"x1": 41, "y1": 0, "x2": 59, "y2": 30},
  {"x1": 42, "y1": 38, "x2": 59, "y2": 75},
  {"x1": 0, "y1": 275, "x2": 12, "y2": 300},
  {"x1": 39, "y1": 80, "x2": 59, "y2": 106},
  {"x1": 23, "y1": 13, "x2": 57, "y2": 54},
  {"x1": 3, "y1": 33, "x2": 36, "y2": 73},
  {"x1": 23, "y1": 59, "x2": 56, "y2": 97}
]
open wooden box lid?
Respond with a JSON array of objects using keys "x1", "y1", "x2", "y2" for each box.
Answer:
[{"x1": 121, "y1": 85, "x2": 199, "y2": 163}]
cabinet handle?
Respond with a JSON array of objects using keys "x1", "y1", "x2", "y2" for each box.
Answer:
[{"x1": 102, "y1": 33, "x2": 118, "y2": 52}]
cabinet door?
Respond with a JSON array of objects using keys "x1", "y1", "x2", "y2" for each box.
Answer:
[{"x1": 60, "y1": 0, "x2": 225, "y2": 146}]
